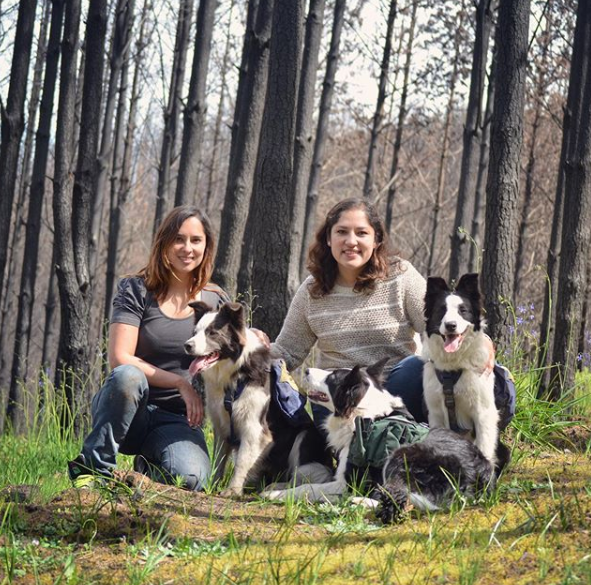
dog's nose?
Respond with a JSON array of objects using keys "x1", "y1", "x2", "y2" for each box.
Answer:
[
  {"x1": 444, "y1": 321, "x2": 457, "y2": 332},
  {"x1": 305, "y1": 368, "x2": 310, "y2": 376},
  {"x1": 184, "y1": 342, "x2": 192, "y2": 354}
]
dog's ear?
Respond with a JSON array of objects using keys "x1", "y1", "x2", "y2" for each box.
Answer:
[
  {"x1": 425, "y1": 276, "x2": 449, "y2": 321},
  {"x1": 455, "y1": 273, "x2": 483, "y2": 330},
  {"x1": 218, "y1": 302, "x2": 246, "y2": 329},
  {"x1": 188, "y1": 301, "x2": 212, "y2": 324},
  {"x1": 366, "y1": 357, "x2": 389, "y2": 387}
]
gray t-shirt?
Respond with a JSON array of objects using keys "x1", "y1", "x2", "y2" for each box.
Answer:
[{"x1": 111, "y1": 276, "x2": 229, "y2": 414}]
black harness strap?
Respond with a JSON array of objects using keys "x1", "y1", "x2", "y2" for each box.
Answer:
[
  {"x1": 224, "y1": 379, "x2": 247, "y2": 447},
  {"x1": 434, "y1": 369, "x2": 471, "y2": 435}
]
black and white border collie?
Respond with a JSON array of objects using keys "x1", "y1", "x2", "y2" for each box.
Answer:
[
  {"x1": 184, "y1": 302, "x2": 330, "y2": 496},
  {"x1": 422, "y1": 273, "x2": 507, "y2": 469},
  {"x1": 263, "y1": 360, "x2": 495, "y2": 522},
  {"x1": 262, "y1": 359, "x2": 405, "y2": 502}
]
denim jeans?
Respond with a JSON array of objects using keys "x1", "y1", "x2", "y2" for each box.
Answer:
[
  {"x1": 311, "y1": 355, "x2": 427, "y2": 427},
  {"x1": 79, "y1": 365, "x2": 210, "y2": 491}
]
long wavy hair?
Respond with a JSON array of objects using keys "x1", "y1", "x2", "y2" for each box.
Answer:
[
  {"x1": 307, "y1": 198, "x2": 394, "y2": 298},
  {"x1": 139, "y1": 206, "x2": 215, "y2": 301}
]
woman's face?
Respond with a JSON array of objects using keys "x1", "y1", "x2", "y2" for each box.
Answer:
[
  {"x1": 166, "y1": 217, "x2": 207, "y2": 277},
  {"x1": 328, "y1": 208, "x2": 377, "y2": 279}
]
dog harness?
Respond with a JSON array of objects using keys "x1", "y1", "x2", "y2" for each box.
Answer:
[
  {"x1": 223, "y1": 360, "x2": 312, "y2": 446},
  {"x1": 434, "y1": 368, "x2": 472, "y2": 435}
]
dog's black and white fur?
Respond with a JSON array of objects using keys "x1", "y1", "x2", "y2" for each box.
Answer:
[
  {"x1": 262, "y1": 360, "x2": 406, "y2": 502},
  {"x1": 184, "y1": 302, "x2": 330, "y2": 496},
  {"x1": 377, "y1": 427, "x2": 494, "y2": 523},
  {"x1": 422, "y1": 273, "x2": 508, "y2": 470},
  {"x1": 263, "y1": 360, "x2": 495, "y2": 521}
]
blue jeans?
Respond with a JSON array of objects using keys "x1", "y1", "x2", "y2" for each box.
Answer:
[
  {"x1": 80, "y1": 365, "x2": 210, "y2": 491},
  {"x1": 311, "y1": 355, "x2": 427, "y2": 426}
]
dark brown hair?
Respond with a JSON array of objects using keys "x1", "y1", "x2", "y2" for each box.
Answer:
[
  {"x1": 307, "y1": 198, "x2": 393, "y2": 297},
  {"x1": 139, "y1": 205, "x2": 215, "y2": 301}
]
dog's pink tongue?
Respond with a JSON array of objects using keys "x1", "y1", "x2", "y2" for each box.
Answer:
[
  {"x1": 189, "y1": 352, "x2": 219, "y2": 376},
  {"x1": 444, "y1": 335, "x2": 462, "y2": 353}
]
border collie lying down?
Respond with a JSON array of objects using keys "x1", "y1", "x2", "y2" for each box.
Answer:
[
  {"x1": 262, "y1": 360, "x2": 494, "y2": 518},
  {"x1": 422, "y1": 273, "x2": 510, "y2": 471},
  {"x1": 184, "y1": 302, "x2": 331, "y2": 496}
]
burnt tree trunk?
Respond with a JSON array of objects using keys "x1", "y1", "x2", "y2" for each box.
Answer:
[
  {"x1": 249, "y1": 0, "x2": 304, "y2": 339},
  {"x1": 214, "y1": 0, "x2": 274, "y2": 295},
  {"x1": 0, "y1": 0, "x2": 38, "y2": 308},
  {"x1": 153, "y1": 0, "x2": 194, "y2": 232},
  {"x1": 174, "y1": 0, "x2": 218, "y2": 206},
  {"x1": 449, "y1": 0, "x2": 496, "y2": 282},
  {"x1": 481, "y1": 0, "x2": 530, "y2": 347},
  {"x1": 299, "y1": 0, "x2": 346, "y2": 280},
  {"x1": 362, "y1": 0, "x2": 397, "y2": 201},
  {"x1": 287, "y1": 0, "x2": 325, "y2": 295},
  {"x1": 5, "y1": 0, "x2": 65, "y2": 433}
]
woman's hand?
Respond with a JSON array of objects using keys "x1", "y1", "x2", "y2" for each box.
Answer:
[
  {"x1": 177, "y1": 377, "x2": 204, "y2": 427},
  {"x1": 482, "y1": 335, "x2": 495, "y2": 377}
]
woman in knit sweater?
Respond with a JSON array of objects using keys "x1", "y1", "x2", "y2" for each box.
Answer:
[{"x1": 272, "y1": 198, "x2": 429, "y2": 422}]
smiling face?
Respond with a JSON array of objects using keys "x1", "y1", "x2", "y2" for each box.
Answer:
[
  {"x1": 166, "y1": 217, "x2": 207, "y2": 278},
  {"x1": 327, "y1": 208, "x2": 377, "y2": 284}
]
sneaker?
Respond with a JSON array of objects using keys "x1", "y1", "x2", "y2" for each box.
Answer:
[{"x1": 67, "y1": 454, "x2": 112, "y2": 488}]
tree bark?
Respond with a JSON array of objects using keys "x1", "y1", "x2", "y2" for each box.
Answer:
[
  {"x1": 449, "y1": 0, "x2": 496, "y2": 282},
  {"x1": 5, "y1": 0, "x2": 64, "y2": 433},
  {"x1": 0, "y1": 0, "x2": 38, "y2": 308},
  {"x1": 249, "y1": 0, "x2": 304, "y2": 339},
  {"x1": 299, "y1": 0, "x2": 346, "y2": 280},
  {"x1": 362, "y1": 0, "x2": 397, "y2": 200},
  {"x1": 481, "y1": 0, "x2": 530, "y2": 347},
  {"x1": 214, "y1": 0, "x2": 274, "y2": 295},
  {"x1": 547, "y1": 0, "x2": 591, "y2": 399},
  {"x1": 174, "y1": 0, "x2": 218, "y2": 207},
  {"x1": 384, "y1": 0, "x2": 418, "y2": 233},
  {"x1": 153, "y1": 0, "x2": 194, "y2": 233},
  {"x1": 287, "y1": 0, "x2": 325, "y2": 295}
]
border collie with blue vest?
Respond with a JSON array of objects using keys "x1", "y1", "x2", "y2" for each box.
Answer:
[
  {"x1": 184, "y1": 302, "x2": 331, "y2": 496},
  {"x1": 422, "y1": 273, "x2": 510, "y2": 472}
]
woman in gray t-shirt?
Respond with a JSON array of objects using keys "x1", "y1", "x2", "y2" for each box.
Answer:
[{"x1": 68, "y1": 206, "x2": 229, "y2": 490}]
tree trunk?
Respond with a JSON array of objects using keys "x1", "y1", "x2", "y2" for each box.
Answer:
[
  {"x1": 547, "y1": 0, "x2": 591, "y2": 399},
  {"x1": 153, "y1": 0, "x2": 194, "y2": 233},
  {"x1": 362, "y1": 0, "x2": 397, "y2": 201},
  {"x1": 54, "y1": 0, "x2": 108, "y2": 433},
  {"x1": 174, "y1": 0, "x2": 218, "y2": 207},
  {"x1": 89, "y1": 0, "x2": 134, "y2": 281},
  {"x1": 299, "y1": 0, "x2": 346, "y2": 280},
  {"x1": 449, "y1": 0, "x2": 496, "y2": 282},
  {"x1": 5, "y1": 0, "x2": 64, "y2": 433},
  {"x1": 384, "y1": 0, "x2": 418, "y2": 232},
  {"x1": 537, "y1": 0, "x2": 589, "y2": 395},
  {"x1": 214, "y1": 0, "x2": 274, "y2": 296},
  {"x1": 249, "y1": 0, "x2": 304, "y2": 339},
  {"x1": 0, "y1": 0, "x2": 38, "y2": 308},
  {"x1": 427, "y1": 4, "x2": 463, "y2": 276},
  {"x1": 287, "y1": 0, "x2": 325, "y2": 296},
  {"x1": 481, "y1": 0, "x2": 530, "y2": 348}
]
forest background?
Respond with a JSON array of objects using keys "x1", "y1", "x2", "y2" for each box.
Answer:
[{"x1": 0, "y1": 0, "x2": 589, "y2": 435}]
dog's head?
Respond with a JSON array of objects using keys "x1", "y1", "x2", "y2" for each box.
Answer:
[
  {"x1": 303, "y1": 359, "x2": 388, "y2": 418},
  {"x1": 424, "y1": 273, "x2": 483, "y2": 353},
  {"x1": 184, "y1": 301, "x2": 247, "y2": 375}
]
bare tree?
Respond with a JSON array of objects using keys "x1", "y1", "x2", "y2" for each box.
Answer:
[
  {"x1": 214, "y1": 0, "x2": 274, "y2": 295},
  {"x1": 249, "y1": 0, "x2": 304, "y2": 339},
  {"x1": 299, "y1": 0, "x2": 346, "y2": 280},
  {"x1": 287, "y1": 0, "x2": 326, "y2": 295},
  {"x1": 174, "y1": 0, "x2": 218, "y2": 206},
  {"x1": 362, "y1": 0, "x2": 397, "y2": 200},
  {"x1": 449, "y1": 0, "x2": 497, "y2": 282},
  {"x1": 481, "y1": 0, "x2": 530, "y2": 347},
  {"x1": 0, "y1": 0, "x2": 38, "y2": 309},
  {"x1": 5, "y1": 0, "x2": 64, "y2": 433},
  {"x1": 153, "y1": 0, "x2": 194, "y2": 232}
]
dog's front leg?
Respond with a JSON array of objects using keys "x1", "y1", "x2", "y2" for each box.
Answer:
[
  {"x1": 223, "y1": 425, "x2": 271, "y2": 496},
  {"x1": 474, "y1": 408, "x2": 499, "y2": 466}
]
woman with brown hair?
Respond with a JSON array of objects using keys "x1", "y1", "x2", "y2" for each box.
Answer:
[
  {"x1": 68, "y1": 206, "x2": 229, "y2": 490},
  {"x1": 272, "y1": 197, "x2": 429, "y2": 421}
]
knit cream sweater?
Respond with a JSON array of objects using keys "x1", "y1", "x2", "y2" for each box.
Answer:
[{"x1": 272, "y1": 260, "x2": 426, "y2": 372}]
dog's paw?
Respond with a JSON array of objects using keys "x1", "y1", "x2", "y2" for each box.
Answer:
[
  {"x1": 220, "y1": 486, "x2": 243, "y2": 498},
  {"x1": 260, "y1": 489, "x2": 287, "y2": 501},
  {"x1": 349, "y1": 496, "x2": 380, "y2": 509}
]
